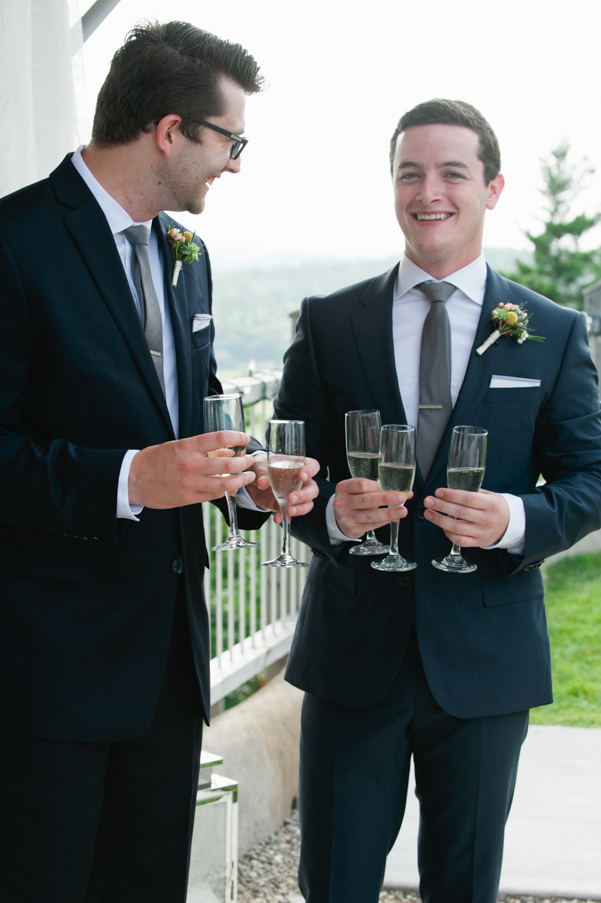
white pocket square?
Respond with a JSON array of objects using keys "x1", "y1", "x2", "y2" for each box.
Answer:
[
  {"x1": 192, "y1": 314, "x2": 212, "y2": 332},
  {"x1": 489, "y1": 375, "x2": 541, "y2": 389}
]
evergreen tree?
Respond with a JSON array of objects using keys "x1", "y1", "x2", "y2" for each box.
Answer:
[{"x1": 505, "y1": 141, "x2": 601, "y2": 309}]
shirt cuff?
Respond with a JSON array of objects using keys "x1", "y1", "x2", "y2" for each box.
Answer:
[
  {"x1": 236, "y1": 486, "x2": 270, "y2": 512},
  {"x1": 325, "y1": 493, "x2": 359, "y2": 545},
  {"x1": 117, "y1": 450, "x2": 143, "y2": 521},
  {"x1": 482, "y1": 493, "x2": 525, "y2": 555}
]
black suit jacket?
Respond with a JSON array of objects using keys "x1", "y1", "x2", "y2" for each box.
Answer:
[
  {"x1": 0, "y1": 155, "x2": 265, "y2": 741},
  {"x1": 275, "y1": 265, "x2": 601, "y2": 718}
]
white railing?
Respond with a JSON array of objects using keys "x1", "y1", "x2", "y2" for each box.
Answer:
[{"x1": 205, "y1": 370, "x2": 311, "y2": 705}]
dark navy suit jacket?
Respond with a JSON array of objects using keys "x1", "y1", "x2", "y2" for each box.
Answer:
[
  {"x1": 0, "y1": 155, "x2": 265, "y2": 741},
  {"x1": 275, "y1": 264, "x2": 601, "y2": 718}
]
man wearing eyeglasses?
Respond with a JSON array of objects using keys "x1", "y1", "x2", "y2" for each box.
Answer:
[{"x1": 0, "y1": 20, "x2": 317, "y2": 903}]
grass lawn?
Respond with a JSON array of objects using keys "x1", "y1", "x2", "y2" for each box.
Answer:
[{"x1": 530, "y1": 552, "x2": 601, "y2": 727}]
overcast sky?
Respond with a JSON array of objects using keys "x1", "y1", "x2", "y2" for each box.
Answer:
[{"x1": 81, "y1": 0, "x2": 601, "y2": 267}]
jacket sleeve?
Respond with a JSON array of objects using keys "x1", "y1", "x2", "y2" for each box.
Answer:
[
  {"x1": 0, "y1": 231, "x2": 125, "y2": 543},
  {"x1": 273, "y1": 298, "x2": 341, "y2": 563},
  {"x1": 520, "y1": 311, "x2": 601, "y2": 564}
]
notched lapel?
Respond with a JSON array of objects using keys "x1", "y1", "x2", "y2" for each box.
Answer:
[
  {"x1": 420, "y1": 267, "x2": 513, "y2": 488},
  {"x1": 351, "y1": 266, "x2": 407, "y2": 426},
  {"x1": 63, "y1": 196, "x2": 171, "y2": 429}
]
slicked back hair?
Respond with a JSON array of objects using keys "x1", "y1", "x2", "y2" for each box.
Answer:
[
  {"x1": 91, "y1": 20, "x2": 264, "y2": 147},
  {"x1": 389, "y1": 99, "x2": 501, "y2": 184}
]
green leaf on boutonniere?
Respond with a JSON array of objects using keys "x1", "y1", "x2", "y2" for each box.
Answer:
[
  {"x1": 476, "y1": 301, "x2": 545, "y2": 355},
  {"x1": 167, "y1": 225, "x2": 204, "y2": 287}
]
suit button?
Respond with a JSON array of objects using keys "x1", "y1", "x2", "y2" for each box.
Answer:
[
  {"x1": 397, "y1": 576, "x2": 410, "y2": 589},
  {"x1": 416, "y1": 506, "x2": 426, "y2": 520},
  {"x1": 171, "y1": 559, "x2": 181, "y2": 573}
]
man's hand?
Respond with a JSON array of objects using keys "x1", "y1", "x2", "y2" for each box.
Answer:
[
  {"x1": 333, "y1": 478, "x2": 410, "y2": 539},
  {"x1": 423, "y1": 487, "x2": 509, "y2": 547},
  {"x1": 246, "y1": 454, "x2": 320, "y2": 525},
  {"x1": 128, "y1": 431, "x2": 256, "y2": 509}
]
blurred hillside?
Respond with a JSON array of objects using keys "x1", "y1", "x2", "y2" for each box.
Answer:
[{"x1": 211, "y1": 248, "x2": 530, "y2": 371}]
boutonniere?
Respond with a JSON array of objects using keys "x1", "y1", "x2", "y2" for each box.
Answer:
[
  {"x1": 476, "y1": 302, "x2": 545, "y2": 356},
  {"x1": 167, "y1": 226, "x2": 203, "y2": 287}
]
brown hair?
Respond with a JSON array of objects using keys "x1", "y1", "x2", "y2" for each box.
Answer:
[
  {"x1": 389, "y1": 99, "x2": 501, "y2": 184},
  {"x1": 92, "y1": 20, "x2": 264, "y2": 146}
]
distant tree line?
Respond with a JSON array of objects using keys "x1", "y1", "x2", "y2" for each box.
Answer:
[{"x1": 212, "y1": 249, "x2": 531, "y2": 372}]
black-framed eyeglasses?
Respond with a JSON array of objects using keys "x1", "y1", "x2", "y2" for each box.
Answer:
[
  {"x1": 195, "y1": 118, "x2": 248, "y2": 159},
  {"x1": 153, "y1": 117, "x2": 248, "y2": 159}
]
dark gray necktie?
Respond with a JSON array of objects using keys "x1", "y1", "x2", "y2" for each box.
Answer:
[
  {"x1": 416, "y1": 281, "x2": 456, "y2": 478},
  {"x1": 123, "y1": 225, "x2": 165, "y2": 396}
]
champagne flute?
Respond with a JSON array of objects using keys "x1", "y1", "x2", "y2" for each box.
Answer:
[
  {"x1": 345, "y1": 409, "x2": 389, "y2": 556},
  {"x1": 203, "y1": 394, "x2": 258, "y2": 551},
  {"x1": 371, "y1": 425, "x2": 417, "y2": 572},
  {"x1": 262, "y1": 420, "x2": 309, "y2": 568},
  {"x1": 432, "y1": 425, "x2": 488, "y2": 574}
]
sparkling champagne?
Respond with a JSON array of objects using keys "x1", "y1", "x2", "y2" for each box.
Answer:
[
  {"x1": 447, "y1": 466, "x2": 485, "y2": 492},
  {"x1": 347, "y1": 452, "x2": 380, "y2": 481},
  {"x1": 268, "y1": 458, "x2": 304, "y2": 503},
  {"x1": 378, "y1": 462, "x2": 415, "y2": 493}
]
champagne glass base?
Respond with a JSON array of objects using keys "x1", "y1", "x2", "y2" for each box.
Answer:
[
  {"x1": 349, "y1": 539, "x2": 390, "y2": 556},
  {"x1": 261, "y1": 554, "x2": 309, "y2": 568},
  {"x1": 371, "y1": 554, "x2": 417, "y2": 572},
  {"x1": 213, "y1": 535, "x2": 259, "y2": 551},
  {"x1": 432, "y1": 556, "x2": 477, "y2": 573}
]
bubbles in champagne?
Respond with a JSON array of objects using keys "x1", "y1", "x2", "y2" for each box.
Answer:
[
  {"x1": 268, "y1": 458, "x2": 304, "y2": 502},
  {"x1": 347, "y1": 452, "x2": 379, "y2": 481},
  {"x1": 447, "y1": 467, "x2": 485, "y2": 492},
  {"x1": 378, "y1": 462, "x2": 415, "y2": 494}
]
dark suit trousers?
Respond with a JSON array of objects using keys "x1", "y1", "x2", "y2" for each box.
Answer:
[
  {"x1": 298, "y1": 627, "x2": 529, "y2": 903},
  {"x1": 0, "y1": 581, "x2": 203, "y2": 903}
]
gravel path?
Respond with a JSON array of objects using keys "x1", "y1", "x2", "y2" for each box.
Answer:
[{"x1": 238, "y1": 811, "x2": 595, "y2": 903}]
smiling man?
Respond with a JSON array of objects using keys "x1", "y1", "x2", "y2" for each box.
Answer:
[
  {"x1": 0, "y1": 20, "x2": 319, "y2": 903},
  {"x1": 274, "y1": 99, "x2": 601, "y2": 903}
]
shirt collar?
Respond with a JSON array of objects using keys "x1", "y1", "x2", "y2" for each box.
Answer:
[
  {"x1": 70, "y1": 146, "x2": 153, "y2": 235},
  {"x1": 394, "y1": 252, "x2": 487, "y2": 306}
]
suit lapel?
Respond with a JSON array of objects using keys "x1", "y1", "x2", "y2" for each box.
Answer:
[
  {"x1": 52, "y1": 158, "x2": 172, "y2": 430},
  {"x1": 351, "y1": 265, "x2": 407, "y2": 426},
  {"x1": 420, "y1": 266, "x2": 513, "y2": 489},
  {"x1": 156, "y1": 214, "x2": 192, "y2": 439}
]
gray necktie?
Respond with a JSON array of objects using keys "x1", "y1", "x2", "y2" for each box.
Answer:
[
  {"x1": 123, "y1": 225, "x2": 165, "y2": 396},
  {"x1": 416, "y1": 281, "x2": 456, "y2": 478}
]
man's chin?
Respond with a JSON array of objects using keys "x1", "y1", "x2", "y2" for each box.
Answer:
[{"x1": 185, "y1": 198, "x2": 205, "y2": 216}]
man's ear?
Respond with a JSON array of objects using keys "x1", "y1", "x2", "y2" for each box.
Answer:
[
  {"x1": 486, "y1": 173, "x2": 505, "y2": 211},
  {"x1": 155, "y1": 115, "x2": 183, "y2": 158}
]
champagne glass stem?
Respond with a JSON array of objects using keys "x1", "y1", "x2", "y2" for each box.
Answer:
[
  {"x1": 448, "y1": 542, "x2": 463, "y2": 562},
  {"x1": 389, "y1": 519, "x2": 400, "y2": 556},
  {"x1": 280, "y1": 506, "x2": 291, "y2": 558},
  {"x1": 225, "y1": 490, "x2": 240, "y2": 539}
]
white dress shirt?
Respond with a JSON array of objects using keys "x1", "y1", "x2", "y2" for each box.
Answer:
[{"x1": 326, "y1": 253, "x2": 526, "y2": 554}]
